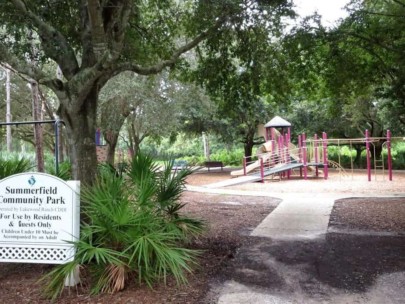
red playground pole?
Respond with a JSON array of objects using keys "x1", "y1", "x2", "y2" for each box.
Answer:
[
  {"x1": 365, "y1": 129, "x2": 371, "y2": 181},
  {"x1": 314, "y1": 134, "x2": 319, "y2": 177},
  {"x1": 298, "y1": 134, "x2": 303, "y2": 177},
  {"x1": 322, "y1": 132, "x2": 328, "y2": 180},
  {"x1": 302, "y1": 133, "x2": 308, "y2": 180},
  {"x1": 387, "y1": 130, "x2": 392, "y2": 181},
  {"x1": 260, "y1": 157, "x2": 264, "y2": 182},
  {"x1": 285, "y1": 133, "x2": 291, "y2": 179}
]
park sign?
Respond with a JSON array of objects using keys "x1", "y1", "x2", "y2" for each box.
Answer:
[{"x1": 0, "y1": 173, "x2": 80, "y2": 264}]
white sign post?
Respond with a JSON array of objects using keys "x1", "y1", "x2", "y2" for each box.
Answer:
[{"x1": 0, "y1": 173, "x2": 80, "y2": 267}]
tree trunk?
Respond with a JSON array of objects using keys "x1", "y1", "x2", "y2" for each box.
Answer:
[
  {"x1": 100, "y1": 98, "x2": 132, "y2": 165},
  {"x1": 56, "y1": 66, "x2": 64, "y2": 163},
  {"x1": 30, "y1": 80, "x2": 45, "y2": 172},
  {"x1": 371, "y1": 142, "x2": 383, "y2": 160},
  {"x1": 243, "y1": 127, "x2": 256, "y2": 163},
  {"x1": 5, "y1": 66, "x2": 12, "y2": 152},
  {"x1": 105, "y1": 130, "x2": 119, "y2": 165},
  {"x1": 133, "y1": 137, "x2": 141, "y2": 157},
  {"x1": 60, "y1": 88, "x2": 98, "y2": 185},
  {"x1": 354, "y1": 146, "x2": 363, "y2": 168},
  {"x1": 244, "y1": 141, "x2": 254, "y2": 163}
]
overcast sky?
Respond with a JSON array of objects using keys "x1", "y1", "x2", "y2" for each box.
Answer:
[{"x1": 294, "y1": 0, "x2": 351, "y2": 26}]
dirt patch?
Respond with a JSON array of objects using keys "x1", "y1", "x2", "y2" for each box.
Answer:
[
  {"x1": 0, "y1": 192, "x2": 277, "y2": 304},
  {"x1": 330, "y1": 197, "x2": 405, "y2": 234},
  {"x1": 187, "y1": 168, "x2": 405, "y2": 195}
]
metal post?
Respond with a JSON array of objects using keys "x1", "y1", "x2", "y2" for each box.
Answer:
[
  {"x1": 298, "y1": 134, "x2": 303, "y2": 177},
  {"x1": 322, "y1": 132, "x2": 328, "y2": 180},
  {"x1": 53, "y1": 119, "x2": 66, "y2": 176},
  {"x1": 314, "y1": 134, "x2": 319, "y2": 177},
  {"x1": 285, "y1": 133, "x2": 291, "y2": 179},
  {"x1": 303, "y1": 133, "x2": 307, "y2": 180},
  {"x1": 54, "y1": 120, "x2": 60, "y2": 175},
  {"x1": 260, "y1": 157, "x2": 264, "y2": 182},
  {"x1": 282, "y1": 135, "x2": 287, "y2": 178},
  {"x1": 0, "y1": 120, "x2": 64, "y2": 176},
  {"x1": 387, "y1": 130, "x2": 392, "y2": 181},
  {"x1": 365, "y1": 129, "x2": 371, "y2": 181}
]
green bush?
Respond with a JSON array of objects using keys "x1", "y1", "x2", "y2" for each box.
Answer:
[
  {"x1": 327, "y1": 146, "x2": 357, "y2": 168},
  {"x1": 41, "y1": 153, "x2": 204, "y2": 299},
  {"x1": 45, "y1": 161, "x2": 72, "y2": 180},
  {"x1": 391, "y1": 142, "x2": 405, "y2": 169},
  {"x1": 181, "y1": 155, "x2": 206, "y2": 166},
  {"x1": 326, "y1": 142, "x2": 405, "y2": 170},
  {"x1": 0, "y1": 155, "x2": 33, "y2": 179},
  {"x1": 210, "y1": 148, "x2": 244, "y2": 166}
]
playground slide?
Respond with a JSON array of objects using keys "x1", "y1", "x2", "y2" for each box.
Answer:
[
  {"x1": 231, "y1": 141, "x2": 318, "y2": 178},
  {"x1": 231, "y1": 153, "x2": 272, "y2": 177},
  {"x1": 230, "y1": 160, "x2": 261, "y2": 177}
]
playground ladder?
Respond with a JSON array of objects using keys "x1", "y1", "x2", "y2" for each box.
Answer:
[{"x1": 374, "y1": 157, "x2": 385, "y2": 181}]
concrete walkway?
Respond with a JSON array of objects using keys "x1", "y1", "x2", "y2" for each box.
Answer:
[
  {"x1": 187, "y1": 186, "x2": 342, "y2": 241},
  {"x1": 251, "y1": 194, "x2": 340, "y2": 240},
  {"x1": 186, "y1": 185, "x2": 405, "y2": 304}
]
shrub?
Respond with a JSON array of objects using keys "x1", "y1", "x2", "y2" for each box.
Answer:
[
  {"x1": 46, "y1": 161, "x2": 72, "y2": 180},
  {"x1": 210, "y1": 148, "x2": 244, "y2": 166},
  {"x1": 391, "y1": 142, "x2": 405, "y2": 169},
  {"x1": 41, "y1": 153, "x2": 204, "y2": 299},
  {"x1": 0, "y1": 155, "x2": 33, "y2": 179}
]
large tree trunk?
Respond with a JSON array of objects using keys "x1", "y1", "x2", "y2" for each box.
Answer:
[{"x1": 60, "y1": 87, "x2": 98, "y2": 185}]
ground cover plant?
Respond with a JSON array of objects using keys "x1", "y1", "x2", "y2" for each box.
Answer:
[
  {"x1": 41, "y1": 153, "x2": 204, "y2": 300},
  {"x1": 0, "y1": 155, "x2": 33, "y2": 179}
]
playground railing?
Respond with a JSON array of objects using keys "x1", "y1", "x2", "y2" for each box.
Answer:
[{"x1": 242, "y1": 146, "x2": 304, "y2": 181}]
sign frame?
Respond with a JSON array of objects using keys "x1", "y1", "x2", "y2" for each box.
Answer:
[{"x1": 0, "y1": 172, "x2": 80, "y2": 264}]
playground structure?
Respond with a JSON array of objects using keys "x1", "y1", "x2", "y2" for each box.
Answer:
[{"x1": 231, "y1": 116, "x2": 398, "y2": 183}]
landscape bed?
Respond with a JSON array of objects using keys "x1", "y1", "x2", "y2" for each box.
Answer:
[{"x1": 0, "y1": 169, "x2": 404, "y2": 303}]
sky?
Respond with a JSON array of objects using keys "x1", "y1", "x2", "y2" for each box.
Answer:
[{"x1": 294, "y1": 0, "x2": 351, "y2": 26}]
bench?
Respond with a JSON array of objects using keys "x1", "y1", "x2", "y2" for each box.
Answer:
[{"x1": 204, "y1": 161, "x2": 224, "y2": 172}]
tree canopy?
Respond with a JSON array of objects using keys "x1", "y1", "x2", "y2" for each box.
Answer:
[{"x1": 0, "y1": 0, "x2": 292, "y2": 184}]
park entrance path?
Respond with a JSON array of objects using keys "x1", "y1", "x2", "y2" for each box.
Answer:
[
  {"x1": 251, "y1": 194, "x2": 340, "y2": 240},
  {"x1": 187, "y1": 185, "x2": 342, "y2": 240},
  {"x1": 186, "y1": 185, "x2": 405, "y2": 304}
]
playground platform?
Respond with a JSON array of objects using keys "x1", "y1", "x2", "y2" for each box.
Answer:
[{"x1": 204, "y1": 162, "x2": 308, "y2": 188}]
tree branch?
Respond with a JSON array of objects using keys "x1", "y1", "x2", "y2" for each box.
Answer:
[
  {"x1": 80, "y1": 0, "x2": 96, "y2": 68},
  {"x1": 11, "y1": 0, "x2": 79, "y2": 79},
  {"x1": 104, "y1": 0, "x2": 132, "y2": 59},
  {"x1": 358, "y1": 10, "x2": 405, "y2": 18},
  {"x1": 0, "y1": 43, "x2": 52, "y2": 83},
  {"x1": 112, "y1": 15, "x2": 227, "y2": 76},
  {"x1": 392, "y1": 0, "x2": 405, "y2": 9},
  {"x1": 87, "y1": 0, "x2": 108, "y2": 58}
]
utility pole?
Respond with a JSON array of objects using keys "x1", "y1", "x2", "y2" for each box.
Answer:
[{"x1": 5, "y1": 66, "x2": 12, "y2": 152}]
